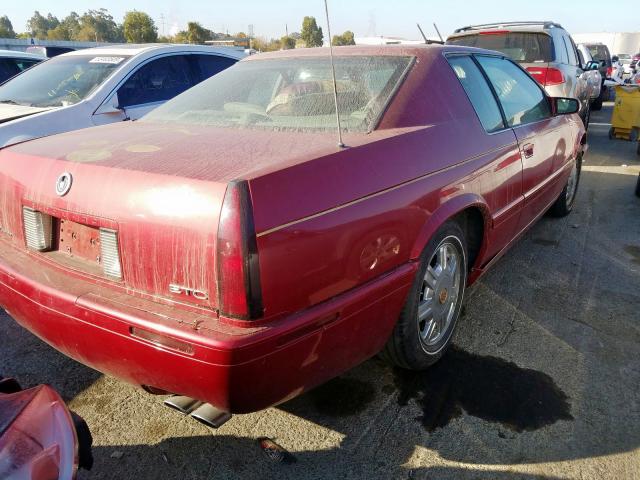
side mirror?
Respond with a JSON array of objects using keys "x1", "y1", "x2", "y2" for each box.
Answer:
[
  {"x1": 94, "y1": 93, "x2": 125, "y2": 116},
  {"x1": 553, "y1": 97, "x2": 580, "y2": 115}
]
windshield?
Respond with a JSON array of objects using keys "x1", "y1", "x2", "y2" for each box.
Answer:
[
  {"x1": 143, "y1": 56, "x2": 412, "y2": 133},
  {"x1": 0, "y1": 55, "x2": 130, "y2": 107},
  {"x1": 447, "y1": 32, "x2": 554, "y2": 63}
]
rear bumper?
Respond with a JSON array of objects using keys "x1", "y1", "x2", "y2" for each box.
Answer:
[{"x1": 0, "y1": 240, "x2": 415, "y2": 413}]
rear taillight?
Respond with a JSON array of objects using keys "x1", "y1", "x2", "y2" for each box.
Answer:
[
  {"x1": 23, "y1": 207, "x2": 52, "y2": 251},
  {"x1": 216, "y1": 180, "x2": 263, "y2": 320},
  {"x1": 606, "y1": 66, "x2": 613, "y2": 78},
  {"x1": 526, "y1": 67, "x2": 565, "y2": 86},
  {"x1": 99, "y1": 228, "x2": 122, "y2": 279}
]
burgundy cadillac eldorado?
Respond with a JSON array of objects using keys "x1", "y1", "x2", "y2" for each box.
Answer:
[{"x1": 0, "y1": 46, "x2": 585, "y2": 415}]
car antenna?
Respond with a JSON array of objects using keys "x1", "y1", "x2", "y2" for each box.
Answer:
[
  {"x1": 417, "y1": 23, "x2": 429, "y2": 44},
  {"x1": 323, "y1": 0, "x2": 346, "y2": 148},
  {"x1": 433, "y1": 23, "x2": 444, "y2": 43}
]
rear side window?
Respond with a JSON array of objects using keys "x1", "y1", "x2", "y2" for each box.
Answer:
[
  {"x1": 447, "y1": 32, "x2": 554, "y2": 63},
  {"x1": 14, "y1": 59, "x2": 40, "y2": 71},
  {"x1": 447, "y1": 56, "x2": 505, "y2": 133},
  {"x1": 193, "y1": 55, "x2": 237, "y2": 82},
  {"x1": 118, "y1": 55, "x2": 194, "y2": 108},
  {"x1": 476, "y1": 56, "x2": 551, "y2": 127},
  {"x1": 0, "y1": 59, "x2": 21, "y2": 83}
]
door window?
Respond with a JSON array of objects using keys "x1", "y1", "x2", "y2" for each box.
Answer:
[
  {"x1": 476, "y1": 56, "x2": 551, "y2": 127},
  {"x1": 447, "y1": 55, "x2": 505, "y2": 133},
  {"x1": 118, "y1": 55, "x2": 193, "y2": 108},
  {"x1": 193, "y1": 55, "x2": 237, "y2": 83},
  {"x1": 0, "y1": 59, "x2": 21, "y2": 82}
]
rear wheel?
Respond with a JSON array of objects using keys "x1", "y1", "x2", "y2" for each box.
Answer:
[
  {"x1": 635, "y1": 173, "x2": 640, "y2": 197},
  {"x1": 582, "y1": 104, "x2": 591, "y2": 130},
  {"x1": 380, "y1": 221, "x2": 467, "y2": 370},
  {"x1": 592, "y1": 87, "x2": 605, "y2": 110},
  {"x1": 550, "y1": 154, "x2": 582, "y2": 217}
]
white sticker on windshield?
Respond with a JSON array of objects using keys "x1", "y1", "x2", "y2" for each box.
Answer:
[{"x1": 89, "y1": 56, "x2": 125, "y2": 65}]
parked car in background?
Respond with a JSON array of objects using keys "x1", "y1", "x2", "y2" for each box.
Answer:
[
  {"x1": 577, "y1": 44, "x2": 602, "y2": 102},
  {"x1": 0, "y1": 44, "x2": 245, "y2": 148},
  {"x1": 0, "y1": 49, "x2": 44, "y2": 84},
  {"x1": 616, "y1": 53, "x2": 633, "y2": 75},
  {"x1": 631, "y1": 52, "x2": 640, "y2": 73},
  {"x1": 0, "y1": 45, "x2": 586, "y2": 414},
  {"x1": 582, "y1": 42, "x2": 612, "y2": 109},
  {"x1": 446, "y1": 21, "x2": 595, "y2": 124},
  {"x1": 26, "y1": 45, "x2": 76, "y2": 58}
]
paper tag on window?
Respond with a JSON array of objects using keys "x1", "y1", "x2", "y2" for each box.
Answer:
[{"x1": 89, "y1": 57, "x2": 125, "y2": 64}]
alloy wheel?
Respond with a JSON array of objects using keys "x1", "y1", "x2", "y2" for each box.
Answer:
[{"x1": 417, "y1": 239, "x2": 462, "y2": 348}]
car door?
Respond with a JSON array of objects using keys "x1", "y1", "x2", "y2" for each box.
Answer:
[
  {"x1": 476, "y1": 55, "x2": 567, "y2": 231},
  {"x1": 114, "y1": 54, "x2": 197, "y2": 121},
  {"x1": 446, "y1": 54, "x2": 524, "y2": 249}
]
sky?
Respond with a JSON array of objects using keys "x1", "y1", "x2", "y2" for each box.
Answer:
[{"x1": 4, "y1": 0, "x2": 639, "y2": 40}]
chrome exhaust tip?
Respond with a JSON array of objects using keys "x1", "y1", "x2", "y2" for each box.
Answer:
[
  {"x1": 190, "y1": 403, "x2": 232, "y2": 428},
  {"x1": 163, "y1": 395, "x2": 203, "y2": 415}
]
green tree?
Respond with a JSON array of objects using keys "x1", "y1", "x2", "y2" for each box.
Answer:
[
  {"x1": 76, "y1": 9, "x2": 122, "y2": 42},
  {"x1": 46, "y1": 12, "x2": 80, "y2": 41},
  {"x1": 301, "y1": 16, "x2": 323, "y2": 47},
  {"x1": 184, "y1": 22, "x2": 212, "y2": 44},
  {"x1": 281, "y1": 35, "x2": 296, "y2": 50},
  {"x1": 332, "y1": 30, "x2": 355, "y2": 46},
  {"x1": 123, "y1": 11, "x2": 158, "y2": 43},
  {"x1": 0, "y1": 15, "x2": 15, "y2": 38},
  {"x1": 27, "y1": 11, "x2": 59, "y2": 39}
]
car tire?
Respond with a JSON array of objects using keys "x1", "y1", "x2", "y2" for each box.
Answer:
[
  {"x1": 582, "y1": 104, "x2": 591, "y2": 130},
  {"x1": 550, "y1": 154, "x2": 582, "y2": 217},
  {"x1": 637, "y1": 141, "x2": 640, "y2": 156},
  {"x1": 592, "y1": 89, "x2": 604, "y2": 110},
  {"x1": 380, "y1": 220, "x2": 467, "y2": 370},
  {"x1": 636, "y1": 174, "x2": 640, "y2": 197}
]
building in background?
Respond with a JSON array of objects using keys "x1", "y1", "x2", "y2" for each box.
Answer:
[{"x1": 0, "y1": 38, "x2": 109, "y2": 53}]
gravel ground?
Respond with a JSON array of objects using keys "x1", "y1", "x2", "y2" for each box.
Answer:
[{"x1": 1, "y1": 103, "x2": 639, "y2": 480}]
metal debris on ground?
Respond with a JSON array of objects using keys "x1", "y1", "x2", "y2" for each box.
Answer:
[
  {"x1": 257, "y1": 437, "x2": 296, "y2": 464},
  {"x1": 110, "y1": 451, "x2": 124, "y2": 459}
]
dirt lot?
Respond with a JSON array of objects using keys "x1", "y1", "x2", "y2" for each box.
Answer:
[{"x1": 1, "y1": 103, "x2": 639, "y2": 480}]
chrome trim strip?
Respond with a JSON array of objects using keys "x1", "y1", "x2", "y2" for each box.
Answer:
[{"x1": 256, "y1": 143, "x2": 517, "y2": 238}]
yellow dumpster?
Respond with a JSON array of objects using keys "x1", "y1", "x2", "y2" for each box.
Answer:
[{"x1": 609, "y1": 85, "x2": 640, "y2": 141}]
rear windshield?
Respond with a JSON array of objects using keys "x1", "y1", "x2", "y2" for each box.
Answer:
[
  {"x1": 0, "y1": 55, "x2": 130, "y2": 107},
  {"x1": 587, "y1": 45, "x2": 610, "y2": 63},
  {"x1": 447, "y1": 32, "x2": 554, "y2": 63},
  {"x1": 144, "y1": 56, "x2": 412, "y2": 133}
]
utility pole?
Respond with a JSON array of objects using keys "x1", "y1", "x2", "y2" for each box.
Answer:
[
  {"x1": 248, "y1": 24, "x2": 254, "y2": 50},
  {"x1": 286, "y1": 23, "x2": 289, "y2": 37},
  {"x1": 160, "y1": 13, "x2": 166, "y2": 37}
]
